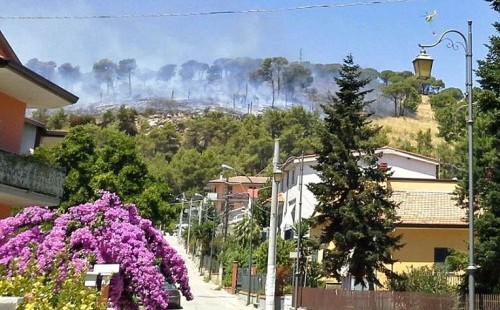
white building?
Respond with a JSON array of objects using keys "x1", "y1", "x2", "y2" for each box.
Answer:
[{"x1": 278, "y1": 146, "x2": 440, "y2": 238}]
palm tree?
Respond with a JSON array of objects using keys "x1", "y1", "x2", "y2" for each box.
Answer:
[
  {"x1": 292, "y1": 220, "x2": 321, "y2": 287},
  {"x1": 233, "y1": 213, "x2": 262, "y2": 248}
]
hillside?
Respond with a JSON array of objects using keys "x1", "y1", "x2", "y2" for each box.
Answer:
[{"x1": 371, "y1": 96, "x2": 443, "y2": 153}]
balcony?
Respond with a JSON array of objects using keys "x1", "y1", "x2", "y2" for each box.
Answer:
[{"x1": 0, "y1": 149, "x2": 65, "y2": 207}]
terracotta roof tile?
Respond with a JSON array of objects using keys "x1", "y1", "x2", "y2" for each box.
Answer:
[{"x1": 391, "y1": 191, "x2": 467, "y2": 226}]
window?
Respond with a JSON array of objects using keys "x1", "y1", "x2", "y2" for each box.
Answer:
[{"x1": 434, "y1": 247, "x2": 451, "y2": 263}]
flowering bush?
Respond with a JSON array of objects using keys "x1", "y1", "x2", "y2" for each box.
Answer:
[{"x1": 0, "y1": 191, "x2": 193, "y2": 309}]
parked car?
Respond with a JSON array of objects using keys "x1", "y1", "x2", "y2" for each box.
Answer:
[{"x1": 164, "y1": 281, "x2": 182, "y2": 309}]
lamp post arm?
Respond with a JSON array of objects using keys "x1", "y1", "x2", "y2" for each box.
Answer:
[{"x1": 418, "y1": 29, "x2": 467, "y2": 52}]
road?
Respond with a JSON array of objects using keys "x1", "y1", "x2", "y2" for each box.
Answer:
[{"x1": 164, "y1": 234, "x2": 255, "y2": 310}]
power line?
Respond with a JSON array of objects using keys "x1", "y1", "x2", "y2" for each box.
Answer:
[{"x1": 0, "y1": 0, "x2": 419, "y2": 20}]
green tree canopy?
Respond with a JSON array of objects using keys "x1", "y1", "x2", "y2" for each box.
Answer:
[
  {"x1": 382, "y1": 76, "x2": 421, "y2": 117},
  {"x1": 33, "y1": 124, "x2": 179, "y2": 228},
  {"x1": 308, "y1": 55, "x2": 402, "y2": 290},
  {"x1": 47, "y1": 109, "x2": 68, "y2": 130}
]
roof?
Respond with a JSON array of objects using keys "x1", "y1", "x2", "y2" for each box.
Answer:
[
  {"x1": 281, "y1": 146, "x2": 439, "y2": 171},
  {"x1": 0, "y1": 31, "x2": 78, "y2": 108},
  {"x1": 25, "y1": 117, "x2": 46, "y2": 128},
  {"x1": 0, "y1": 30, "x2": 21, "y2": 64},
  {"x1": 392, "y1": 191, "x2": 467, "y2": 227},
  {"x1": 263, "y1": 192, "x2": 285, "y2": 204},
  {"x1": 208, "y1": 175, "x2": 269, "y2": 186},
  {"x1": 281, "y1": 153, "x2": 317, "y2": 170},
  {"x1": 24, "y1": 118, "x2": 68, "y2": 137},
  {"x1": 377, "y1": 146, "x2": 439, "y2": 165}
]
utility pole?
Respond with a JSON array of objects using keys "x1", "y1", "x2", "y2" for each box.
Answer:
[
  {"x1": 219, "y1": 177, "x2": 231, "y2": 287},
  {"x1": 186, "y1": 197, "x2": 193, "y2": 254},
  {"x1": 223, "y1": 176, "x2": 230, "y2": 242},
  {"x1": 265, "y1": 139, "x2": 281, "y2": 310},
  {"x1": 294, "y1": 152, "x2": 305, "y2": 310},
  {"x1": 198, "y1": 198, "x2": 204, "y2": 225},
  {"x1": 247, "y1": 190, "x2": 254, "y2": 306},
  {"x1": 208, "y1": 219, "x2": 216, "y2": 280},
  {"x1": 178, "y1": 193, "x2": 186, "y2": 239}
]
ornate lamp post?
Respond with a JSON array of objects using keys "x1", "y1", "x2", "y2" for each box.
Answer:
[{"x1": 413, "y1": 20, "x2": 476, "y2": 310}]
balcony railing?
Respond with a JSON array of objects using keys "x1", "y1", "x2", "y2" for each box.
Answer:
[{"x1": 0, "y1": 149, "x2": 65, "y2": 198}]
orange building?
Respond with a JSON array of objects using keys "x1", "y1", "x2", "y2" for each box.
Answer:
[
  {"x1": 205, "y1": 175, "x2": 268, "y2": 227},
  {"x1": 206, "y1": 176, "x2": 268, "y2": 211},
  {"x1": 0, "y1": 31, "x2": 78, "y2": 218}
]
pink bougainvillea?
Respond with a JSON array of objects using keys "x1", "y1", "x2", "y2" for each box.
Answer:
[{"x1": 0, "y1": 191, "x2": 193, "y2": 310}]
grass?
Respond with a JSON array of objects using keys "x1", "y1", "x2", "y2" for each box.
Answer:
[{"x1": 370, "y1": 96, "x2": 444, "y2": 151}]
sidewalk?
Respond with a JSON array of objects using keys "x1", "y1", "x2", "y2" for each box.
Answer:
[{"x1": 165, "y1": 234, "x2": 256, "y2": 309}]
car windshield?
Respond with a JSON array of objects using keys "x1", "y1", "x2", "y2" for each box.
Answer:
[{"x1": 164, "y1": 282, "x2": 177, "y2": 290}]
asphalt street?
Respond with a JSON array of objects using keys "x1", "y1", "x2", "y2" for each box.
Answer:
[{"x1": 164, "y1": 234, "x2": 255, "y2": 310}]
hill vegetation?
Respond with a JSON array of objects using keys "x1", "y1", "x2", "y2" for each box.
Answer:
[
  {"x1": 26, "y1": 54, "x2": 445, "y2": 116},
  {"x1": 30, "y1": 55, "x2": 470, "y2": 229}
]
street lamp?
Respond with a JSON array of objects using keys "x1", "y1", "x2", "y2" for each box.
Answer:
[
  {"x1": 412, "y1": 50, "x2": 434, "y2": 80},
  {"x1": 221, "y1": 163, "x2": 255, "y2": 306},
  {"x1": 265, "y1": 139, "x2": 282, "y2": 310},
  {"x1": 186, "y1": 193, "x2": 203, "y2": 255},
  {"x1": 413, "y1": 20, "x2": 476, "y2": 310}
]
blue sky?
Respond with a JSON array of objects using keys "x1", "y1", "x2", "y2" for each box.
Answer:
[{"x1": 0, "y1": 0, "x2": 497, "y2": 90}]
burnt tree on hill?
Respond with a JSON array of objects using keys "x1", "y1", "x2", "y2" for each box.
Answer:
[
  {"x1": 157, "y1": 64, "x2": 177, "y2": 82},
  {"x1": 26, "y1": 58, "x2": 57, "y2": 81},
  {"x1": 58, "y1": 63, "x2": 81, "y2": 90},
  {"x1": 93, "y1": 58, "x2": 117, "y2": 96},
  {"x1": 117, "y1": 58, "x2": 137, "y2": 97}
]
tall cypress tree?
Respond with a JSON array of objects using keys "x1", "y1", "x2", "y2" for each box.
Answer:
[
  {"x1": 469, "y1": 1, "x2": 500, "y2": 293},
  {"x1": 308, "y1": 55, "x2": 401, "y2": 290}
]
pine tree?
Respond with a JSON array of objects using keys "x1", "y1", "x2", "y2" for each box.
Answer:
[
  {"x1": 308, "y1": 55, "x2": 401, "y2": 290},
  {"x1": 469, "y1": 3, "x2": 500, "y2": 293}
]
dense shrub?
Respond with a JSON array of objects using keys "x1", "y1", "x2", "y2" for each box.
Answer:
[{"x1": 0, "y1": 258, "x2": 106, "y2": 309}]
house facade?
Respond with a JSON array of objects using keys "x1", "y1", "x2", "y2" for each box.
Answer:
[
  {"x1": 279, "y1": 147, "x2": 467, "y2": 289},
  {"x1": 0, "y1": 31, "x2": 78, "y2": 218},
  {"x1": 205, "y1": 175, "x2": 268, "y2": 226},
  {"x1": 21, "y1": 118, "x2": 67, "y2": 155},
  {"x1": 279, "y1": 146, "x2": 441, "y2": 237},
  {"x1": 388, "y1": 178, "x2": 467, "y2": 274}
]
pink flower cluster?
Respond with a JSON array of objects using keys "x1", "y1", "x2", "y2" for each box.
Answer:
[{"x1": 0, "y1": 191, "x2": 193, "y2": 309}]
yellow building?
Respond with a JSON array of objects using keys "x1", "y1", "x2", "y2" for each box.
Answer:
[
  {"x1": 311, "y1": 178, "x2": 467, "y2": 289},
  {"x1": 388, "y1": 178, "x2": 467, "y2": 276}
]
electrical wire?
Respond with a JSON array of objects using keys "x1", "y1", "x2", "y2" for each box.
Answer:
[{"x1": 0, "y1": 0, "x2": 419, "y2": 20}]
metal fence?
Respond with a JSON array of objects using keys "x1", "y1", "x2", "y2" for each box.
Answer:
[
  {"x1": 463, "y1": 294, "x2": 500, "y2": 310},
  {"x1": 237, "y1": 267, "x2": 266, "y2": 294},
  {"x1": 298, "y1": 288, "x2": 459, "y2": 310},
  {"x1": 200, "y1": 255, "x2": 219, "y2": 274},
  {"x1": 296, "y1": 288, "x2": 500, "y2": 310}
]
